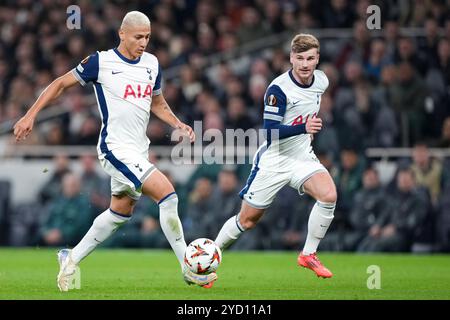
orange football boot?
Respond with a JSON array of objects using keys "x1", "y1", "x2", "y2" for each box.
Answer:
[
  {"x1": 297, "y1": 252, "x2": 333, "y2": 278},
  {"x1": 202, "y1": 281, "x2": 215, "y2": 289}
]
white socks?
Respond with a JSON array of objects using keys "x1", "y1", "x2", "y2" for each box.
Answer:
[
  {"x1": 215, "y1": 214, "x2": 245, "y2": 250},
  {"x1": 71, "y1": 209, "x2": 131, "y2": 264},
  {"x1": 302, "y1": 201, "x2": 335, "y2": 255},
  {"x1": 70, "y1": 193, "x2": 186, "y2": 271},
  {"x1": 158, "y1": 192, "x2": 186, "y2": 270}
]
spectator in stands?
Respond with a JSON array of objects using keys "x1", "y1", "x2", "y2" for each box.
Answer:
[
  {"x1": 64, "y1": 89, "x2": 90, "y2": 138},
  {"x1": 321, "y1": 167, "x2": 387, "y2": 251},
  {"x1": 358, "y1": 168, "x2": 428, "y2": 252},
  {"x1": 215, "y1": 15, "x2": 234, "y2": 50},
  {"x1": 410, "y1": 142, "x2": 443, "y2": 205},
  {"x1": 437, "y1": 117, "x2": 450, "y2": 148},
  {"x1": 179, "y1": 65, "x2": 203, "y2": 104},
  {"x1": 203, "y1": 110, "x2": 225, "y2": 132},
  {"x1": 269, "y1": 48, "x2": 290, "y2": 76},
  {"x1": 407, "y1": 1, "x2": 430, "y2": 27},
  {"x1": 39, "y1": 153, "x2": 72, "y2": 205},
  {"x1": 39, "y1": 173, "x2": 92, "y2": 247},
  {"x1": 261, "y1": 189, "x2": 315, "y2": 251},
  {"x1": 248, "y1": 74, "x2": 268, "y2": 122},
  {"x1": 322, "y1": 0, "x2": 355, "y2": 29},
  {"x1": 369, "y1": 64, "x2": 399, "y2": 147},
  {"x1": 185, "y1": 163, "x2": 222, "y2": 192},
  {"x1": 183, "y1": 177, "x2": 215, "y2": 242},
  {"x1": 74, "y1": 114, "x2": 101, "y2": 145},
  {"x1": 79, "y1": 153, "x2": 109, "y2": 216},
  {"x1": 383, "y1": 20, "x2": 400, "y2": 61},
  {"x1": 334, "y1": 60, "x2": 364, "y2": 112},
  {"x1": 335, "y1": 20, "x2": 370, "y2": 69},
  {"x1": 390, "y1": 61, "x2": 428, "y2": 145},
  {"x1": 319, "y1": 63, "x2": 339, "y2": 98},
  {"x1": 394, "y1": 37, "x2": 428, "y2": 76},
  {"x1": 364, "y1": 38, "x2": 392, "y2": 83},
  {"x1": 146, "y1": 119, "x2": 172, "y2": 145},
  {"x1": 313, "y1": 92, "x2": 340, "y2": 161},
  {"x1": 196, "y1": 24, "x2": 216, "y2": 56},
  {"x1": 225, "y1": 96, "x2": 255, "y2": 131},
  {"x1": 262, "y1": 0, "x2": 284, "y2": 34},
  {"x1": 436, "y1": 38, "x2": 450, "y2": 85},
  {"x1": 237, "y1": 7, "x2": 270, "y2": 44},
  {"x1": 44, "y1": 121, "x2": 67, "y2": 145},
  {"x1": 224, "y1": 76, "x2": 247, "y2": 106},
  {"x1": 250, "y1": 58, "x2": 272, "y2": 80},
  {"x1": 334, "y1": 147, "x2": 366, "y2": 215},
  {"x1": 418, "y1": 17, "x2": 440, "y2": 63},
  {"x1": 209, "y1": 168, "x2": 241, "y2": 236}
]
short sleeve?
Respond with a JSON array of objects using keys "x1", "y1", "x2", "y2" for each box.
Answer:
[
  {"x1": 72, "y1": 52, "x2": 99, "y2": 86},
  {"x1": 153, "y1": 64, "x2": 162, "y2": 96},
  {"x1": 263, "y1": 84, "x2": 287, "y2": 122},
  {"x1": 316, "y1": 70, "x2": 329, "y2": 91}
]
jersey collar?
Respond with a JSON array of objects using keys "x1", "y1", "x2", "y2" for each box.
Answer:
[
  {"x1": 113, "y1": 48, "x2": 141, "y2": 64},
  {"x1": 288, "y1": 69, "x2": 315, "y2": 88}
]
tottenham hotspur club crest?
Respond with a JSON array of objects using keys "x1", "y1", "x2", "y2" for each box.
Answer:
[{"x1": 147, "y1": 68, "x2": 152, "y2": 80}]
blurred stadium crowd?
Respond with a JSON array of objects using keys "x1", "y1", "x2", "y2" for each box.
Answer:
[{"x1": 0, "y1": 0, "x2": 450, "y2": 252}]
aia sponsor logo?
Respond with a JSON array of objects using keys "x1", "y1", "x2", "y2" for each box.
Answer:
[
  {"x1": 123, "y1": 84, "x2": 153, "y2": 99},
  {"x1": 292, "y1": 112, "x2": 317, "y2": 126}
]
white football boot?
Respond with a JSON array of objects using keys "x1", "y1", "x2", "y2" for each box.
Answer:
[
  {"x1": 57, "y1": 249, "x2": 78, "y2": 292},
  {"x1": 183, "y1": 267, "x2": 218, "y2": 288}
]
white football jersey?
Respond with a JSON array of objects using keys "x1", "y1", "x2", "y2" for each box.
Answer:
[
  {"x1": 257, "y1": 69, "x2": 329, "y2": 172},
  {"x1": 72, "y1": 48, "x2": 162, "y2": 156}
]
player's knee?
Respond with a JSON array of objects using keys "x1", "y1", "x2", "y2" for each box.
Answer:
[
  {"x1": 240, "y1": 219, "x2": 256, "y2": 230},
  {"x1": 239, "y1": 215, "x2": 259, "y2": 230},
  {"x1": 318, "y1": 188, "x2": 337, "y2": 204},
  {"x1": 111, "y1": 195, "x2": 136, "y2": 215}
]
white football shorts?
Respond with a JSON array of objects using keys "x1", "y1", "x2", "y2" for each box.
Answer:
[
  {"x1": 239, "y1": 152, "x2": 327, "y2": 209},
  {"x1": 99, "y1": 149, "x2": 156, "y2": 200}
]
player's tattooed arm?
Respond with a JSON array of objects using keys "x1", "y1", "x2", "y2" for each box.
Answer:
[
  {"x1": 151, "y1": 94, "x2": 195, "y2": 142},
  {"x1": 13, "y1": 71, "x2": 79, "y2": 142},
  {"x1": 151, "y1": 93, "x2": 181, "y2": 128}
]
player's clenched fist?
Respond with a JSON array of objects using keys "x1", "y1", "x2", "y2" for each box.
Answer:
[
  {"x1": 305, "y1": 117, "x2": 322, "y2": 134},
  {"x1": 13, "y1": 115, "x2": 35, "y2": 142}
]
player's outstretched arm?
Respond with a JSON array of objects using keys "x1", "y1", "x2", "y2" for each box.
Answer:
[
  {"x1": 151, "y1": 94, "x2": 195, "y2": 143},
  {"x1": 13, "y1": 71, "x2": 79, "y2": 142}
]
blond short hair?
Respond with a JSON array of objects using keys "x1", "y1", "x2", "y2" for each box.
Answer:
[
  {"x1": 121, "y1": 11, "x2": 151, "y2": 30},
  {"x1": 291, "y1": 34, "x2": 320, "y2": 53}
]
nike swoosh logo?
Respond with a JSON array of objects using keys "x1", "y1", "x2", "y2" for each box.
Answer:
[
  {"x1": 175, "y1": 237, "x2": 182, "y2": 241},
  {"x1": 112, "y1": 70, "x2": 123, "y2": 75},
  {"x1": 94, "y1": 238, "x2": 101, "y2": 243},
  {"x1": 292, "y1": 101, "x2": 301, "y2": 107}
]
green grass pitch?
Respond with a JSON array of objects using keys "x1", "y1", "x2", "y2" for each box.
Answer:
[{"x1": 0, "y1": 248, "x2": 449, "y2": 300}]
